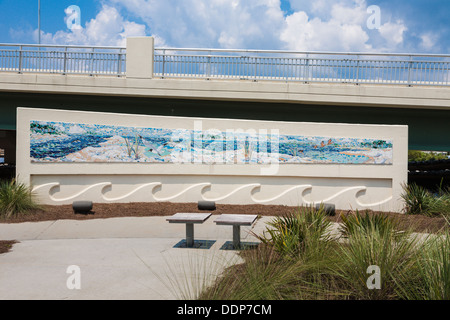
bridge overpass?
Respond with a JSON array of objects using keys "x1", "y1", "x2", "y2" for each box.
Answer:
[{"x1": 0, "y1": 37, "x2": 449, "y2": 165}]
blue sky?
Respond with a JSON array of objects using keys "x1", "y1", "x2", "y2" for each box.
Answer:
[{"x1": 0, "y1": 0, "x2": 449, "y2": 53}]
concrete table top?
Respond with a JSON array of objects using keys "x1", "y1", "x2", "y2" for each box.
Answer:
[
  {"x1": 166, "y1": 212, "x2": 212, "y2": 224},
  {"x1": 166, "y1": 213, "x2": 212, "y2": 248},
  {"x1": 214, "y1": 214, "x2": 258, "y2": 226}
]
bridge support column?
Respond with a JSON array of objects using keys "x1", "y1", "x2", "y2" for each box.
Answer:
[{"x1": 126, "y1": 37, "x2": 154, "y2": 79}]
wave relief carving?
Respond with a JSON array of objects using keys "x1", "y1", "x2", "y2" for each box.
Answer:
[{"x1": 32, "y1": 181, "x2": 392, "y2": 208}]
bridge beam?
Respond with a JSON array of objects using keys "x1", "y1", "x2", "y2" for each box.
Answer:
[{"x1": 0, "y1": 72, "x2": 449, "y2": 111}]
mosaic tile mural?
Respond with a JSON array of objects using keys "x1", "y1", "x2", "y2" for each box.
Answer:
[{"x1": 29, "y1": 120, "x2": 393, "y2": 164}]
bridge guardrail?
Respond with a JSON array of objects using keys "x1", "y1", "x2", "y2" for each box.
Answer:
[
  {"x1": 0, "y1": 44, "x2": 126, "y2": 76},
  {"x1": 154, "y1": 48, "x2": 450, "y2": 86},
  {"x1": 0, "y1": 43, "x2": 449, "y2": 86}
]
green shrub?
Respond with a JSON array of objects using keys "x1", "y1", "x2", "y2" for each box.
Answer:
[
  {"x1": 414, "y1": 231, "x2": 450, "y2": 300},
  {"x1": 339, "y1": 210, "x2": 404, "y2": 239},
  {"x1": 408, "y1": 150, "x2": 447, "y2": 162},
  {"x1": 200, "y1": 245, "x2": 303, "y2": 300},
  {"x1": 202, "y1": 208, "x2": 447, "y2": 300},
  {"x1": 395, "y1": 218, "x2": 450, "y2": 300},
  {"x1": 334, "y1": 223, "x2": 418, "y2": 300},
  {"x1": 401, "y1": 183, "x2": 450, "y2": 216},
  {"x1": 200, "y1": 242, "x2": 344, "y2": 300},
  {"x1": 401, "y1": 183, "x2": 434, "y2": 215},
  {"x1": 202, "y1": 207, "x2": 341, "y2": 300},
  {"x1": 0, "y1": 179, "x2": 41, "y2": 218},
  {"x1": 255, "y1": 206, "x2": 332, "y2": 258}
]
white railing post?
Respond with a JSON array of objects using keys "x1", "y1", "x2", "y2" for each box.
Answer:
[
  {"x1": 356, "y1": 55, "x2": 360, "y2": 83},
  {"x1": 161, "y1": 49, "x2": 166, "y2": 77},
  {"x1": 117, "y1": 49, "x2": 123, "y2": 76},
  {"x1": 305, "y1": 54, "x2": 310, "y2": 82},
  {"x1": 207, "y1": 50, "x2": 212, "y2": 79},
  {"x1": 407, "y1": 55, "x2": 412, "y2": 86},
  {"x1": 18, "y1": 45, "x2": 23, "y2": 73},
  {"x1": 63, "y1": 46, "x2": 68, "y2": 75},
  {"x1": 126, "y1": 37, "x2": 154, "y2": 79}
]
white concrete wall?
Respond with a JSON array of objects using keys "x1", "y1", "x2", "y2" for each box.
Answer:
[{"x1": 17, "y1": 107, "x2": 408, "y2": 212}]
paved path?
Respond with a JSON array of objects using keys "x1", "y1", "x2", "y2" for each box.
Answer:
[{"x1": 0, "y1": 215, "x2": 273, "y2": 300}]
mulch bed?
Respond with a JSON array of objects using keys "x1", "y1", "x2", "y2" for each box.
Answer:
[
  {"x1": 0, "y1": 202, "x2": 448, "y2": 234},
  {"x1": 0, "y1": 240, "x2": 17, "y2": 255}
]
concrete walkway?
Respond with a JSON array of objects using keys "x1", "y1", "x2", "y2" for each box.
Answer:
[{"x1": 0, "y1": 215, "x2": 274, "y2": 300}]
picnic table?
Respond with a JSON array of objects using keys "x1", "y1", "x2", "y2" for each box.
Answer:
[
  {"x1": 214, "y1": 214, "x2": 258, "y2": 249},
  {"x1": 166, "y1": 212, "x2": 212, "y2": 248}
]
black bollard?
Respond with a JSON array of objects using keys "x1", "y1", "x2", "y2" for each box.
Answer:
[
  {"x1": 198, "y1": 201, "x2": 216, "y2": 211},
  {"x1": 315, "y1": 203, "x2": 335, "y2": 216}
]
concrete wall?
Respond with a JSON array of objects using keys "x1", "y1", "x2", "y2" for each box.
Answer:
[{"x1": 17, "y1": 107, "x2": 408, "y2": 212}]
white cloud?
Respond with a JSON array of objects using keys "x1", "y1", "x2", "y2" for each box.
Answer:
[
  {"x1": 288, "y1": 0, "x2": 363, "y2": 18},
  {"x1": 109, "y1": 0, "x2": 286, "y2": 49},
  {"x1": 40, "y1": 4, "x2": 147, "y2": 46},
  {"x1": 109, "y1": 0, "x2": 376, "y2": 51},
  {"x1": 330, "y1": 0, "x2": 366, "y2": 25},
  {"x1": 378, "y1": 20, "x2": 407, "y2": 48},
  {"x1": 280, "y1": 0, "x2": 371, "y2": 52},
  {"x1": 419, "y1": 33, "x2": 437, "y2": 51},
  {"x1": 17, "y1": 0, "x2": 411, "y2": 53}
]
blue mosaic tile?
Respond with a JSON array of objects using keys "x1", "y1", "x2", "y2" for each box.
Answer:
[{"x1": 29, "y1": 120, "x2": 393, "y2": 165}]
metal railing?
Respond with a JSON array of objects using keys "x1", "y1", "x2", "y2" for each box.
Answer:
[
  {"x1": 154, "y1": 48, "x2": 450, "y2": 86},
  {"x1": 0, "y1": 43, "x2": 449, "y2": 86},
  {"x1": 0, "y1": 44, "x2": 126, "y2": 76}
]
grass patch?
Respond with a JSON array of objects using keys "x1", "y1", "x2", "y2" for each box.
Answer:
[
  {"x1": 0, "y1": 179, "x2": 41, "y2": 219},
  {"x1": 396, "y1": 229, "x2": 450, "y2": 300},
  {"x1": 334, "y1": 222, "x2": 418, "y2": 300}
]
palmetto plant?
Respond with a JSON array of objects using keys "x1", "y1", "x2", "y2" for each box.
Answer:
[
  {"x1": 339, "y1": 210, "x2": 404, "y2": 239},
  {"x1": 255, "y1": 206, "x2": 332, "y2": 258},
  {"x1": 401, "y1": 183, "x2": 450, "y2": 216},
  {"x1": 401, "y1": 183, "x2": 434, "y2": 215}
]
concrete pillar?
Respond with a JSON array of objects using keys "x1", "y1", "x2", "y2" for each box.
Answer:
[
  {"x1": 126, "y1": 37, "x2": 154, "y2": 79},
  {"x1": 186, "y1": 223, "x2": 194, "y2": 248},
  {"x1": 233, "y1": 225, "x2": 241, "y2": 249}
]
